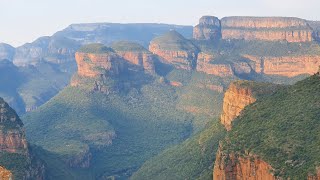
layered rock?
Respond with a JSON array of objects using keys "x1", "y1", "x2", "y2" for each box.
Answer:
[
  {"x1": 243, "y1": 54, "x2": 320, "y2": 77},
  {"x1": 193, "y1": 16, "x2": 221, "y2": 40},
  {"x1": 112, "y1": 41, "x2": 155, "y2": 73},
  {"x1": 196, "y1": 53, "x2": 234, "y2": 77},
  {"x1": 0, "y1": 98, "x2": 28, "y2": 153},
  {"x1": 220, "y1": 81, "x2": 279, "y2": 130},
  {"x1": 73, "y1": 43, "x2": 125, "y2": 78},
  {"x1": 149, "y1": 30, "x2": 199, "y2": 70},
  {"x1": 0, "y1": 166, "x2": 12, "y2": 180},
  {"x1": 221, "y1": 17, "x2": 314, "y2": 42},
  {"x1": 213, "y1": 145, "x2": 276, "y2": 180},
  {"x1": 0, "y1": 97, "x2": 45, "y2": 179}
]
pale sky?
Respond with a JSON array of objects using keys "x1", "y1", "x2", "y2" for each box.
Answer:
[{"x1": 1, "y1": 0, "x2": 320, "y2": 47}]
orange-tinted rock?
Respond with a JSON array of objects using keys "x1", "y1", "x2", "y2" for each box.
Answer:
[
  {"x1": 0, "y1": 166, "x2": 12, "y2": 180},
  {"x1": 220, "y1": 82, "x2": 256, "y2": 131},
  {"x1": 221, "y1": 17, "x2": 314, "y2": 42},
  {"x1": 308, "y1": 168, "x2": 320, "y2": 180},
  {"x1": 243, "y1": 54, "x2": 320, "y2": 77},
  {"x1": 0, "y1": 98, "x2": 28, "y2": 153},
  {"x1": 149, "y1": 30, "x2": 199, "y2": 70},
  {"x1": 196, "y1": 53, "x2": 234, "y2": 77},
  {"x1": 75, "y1": 52, "x2": 124, "y2": 78},
  {"x1": 169, "y1": 81, "x2": 183, "y2": 87},
  {"x1": 213, "y1": 146, "x2": 276, "y2": 180},
  {"x1": 193, "y1": 16, "x2": 221, "y2": 40},
  {"x1": 116, "y1": 51, "x2": 155, "y2": 74}
]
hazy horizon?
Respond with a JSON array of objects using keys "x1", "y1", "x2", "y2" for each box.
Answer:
[{"x1": 1, "y1": 0, "x2": 320, "y2": 47}]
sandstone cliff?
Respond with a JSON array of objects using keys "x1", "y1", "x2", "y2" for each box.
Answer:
[
  {"x1": 112, "y1": 41, "x2": 155, "y2": 73},
  {"x1": 243, "y1": 54, "x2": 320, "y2": 77},
  {"x1": 149, "y1": 30, "x2": 199, "y2": 70},
  {"x1": 220, "y1": 81, "x2": 279, "y2": 130},
  {"x1": 0, "y1": 166, "x2": 12, "y2": 180},
  {"x1": 196, "y1": 53, "x2": 234, "y2": 77},
  {"x1": 193, "y1": 16, "x2": 221, "y2": 41},
  {"x1": 213, "y1": 145, "x2": 276, "y2": 180},
  {"x1": 221, "y1": 17, "x2": 313, "y2": 42},
  {"x1": 0, "y1": 97, "x2": 45, "y2": 180}
]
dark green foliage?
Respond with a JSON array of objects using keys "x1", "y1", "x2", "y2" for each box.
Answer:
[
  {"x1": 224, "y1": 74, "x2": 320, "y2": 178},
  {"x1": 111, "y1": 41, "x2": 149, "y2": 52},
  {"x1": 0, "y1": 152, "x2": 29, "y2": 180},
  {"x1": 151, "y1": 30, "x2": 198, "y2": 51},
  {"x1": 78, "y1": 43, "x2": 115, "y2": 54},
  {"x1": 131, "y1": 120, "x2": 226, "y2": 180}
]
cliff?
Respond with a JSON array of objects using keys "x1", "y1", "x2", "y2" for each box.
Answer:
[
  {"x1": 196, "y1": 53, "x2": 234, "y2": 77},
  {"x1": 0, "y1": 97, "x2": 45, "y2": 180},
  {"x1": 243, "y1": 54, "x2": 320, "y2": 77},
  {"x1": 0, "y1": 166, "x2": 12, "y2": 180},
  {"x1": 73, "y1": 43, "x2": 125, "y2": 79},
  {"x1": 220, "y1": 81, "x2": 279, "y2": 130},
  {"x1": 149, "y1": 30, "x2": 199, "y2": 70},
  {"x1": 213, "y1": 145, "x2": 276, "y2": 180},
  {"x1": 112, "y1": 41, "x2": 155, "y2": 73},
  {"x1": 214, "y1": 75, "x2": 320, "y2": 179},
  {"x1": 193, "y1": 16, "x2": 221, "y2": 41},
  {"x1": 221, "y1": 17, "x2": 313, "y2": 42}
]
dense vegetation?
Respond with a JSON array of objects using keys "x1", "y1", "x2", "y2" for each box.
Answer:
[
  {"x1": 223, "y1": 74, "x2": 320, "y2": 178},
  {"x1": 131, "y1": 120, "x2": 226, "y2": 180},
  {"x1": 78, "y1": 43, "x2": 115, "y2": 54},
  {"x1": 111, "y1": 41, "x2": 149, "y2": 52},
  {"x1": 151, "y1": 30, "x2": 199, "y2": 51}
]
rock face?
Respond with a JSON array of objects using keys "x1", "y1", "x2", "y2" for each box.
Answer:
[
  {"x1": 220, "y1": 81, "x2": 279, "y2": 130},
  {"x1": 213, "y1": 146, "x2": 276, "y2": 180},
  {"x1": 112, "y1": 41, "x2": 156, "y2": 73},
  {"x1": 149, "y1": 30, "x2": 199, "y2": 70},
  {"x1": 244, "y1": 54, "x2": 320, "y2": 77},
  {"x1": 0, "y1": 98, "x2": 28, "y2": 153},
  {"x1": 0, "y1": 97, "x2": 45, "y2": 180},
  {"x1": 193, "y1": 16, "x2": 221, "y2": 40},
  {"x1": 196, "y1": 53, "x2": 234, "y2": 77},
  {"x1": 221, "y1": 17, "x2": 313, "y2": 42},
  {"x1": 0, "y1": 166, "x2": 12, "y2": 180},
  {"x1": 220, "y1": 82, "x2": 256, "y2": 130}
]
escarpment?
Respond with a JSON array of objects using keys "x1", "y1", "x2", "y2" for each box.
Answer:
[
  {"x1": 214, "y1": 75, "x2": 320, "y2": 179},
  {"x1": 193, "y1": 16, "x2": 221, "y2": 40},
  {"x1": 213, "y1": 145, "x2": 276, "y2": 180},
  {"x1": 0, "y1": 97, "x2": 45, "y2": 180},
  {"x1": 221, "y1": 17, "x2": 313, "y2": 42},
  {"x1": 149, "y1": 30, "x2": 199, "y2": 70},
  {"x1": 220, "y1": 81, "x2": 280, "y2": 130},
  {"x1": 112, "y1": 41, "x2": 156, "y2": 73},
  {"x1": 244, "y1": 54, "x2": 320, "y2": 77}
]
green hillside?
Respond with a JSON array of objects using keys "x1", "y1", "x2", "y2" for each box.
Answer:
[
  {"x1": 131, "y1": 120, "x2": 226, "y2": 180},
  {"x1": 222, "y1": 74, "x2": 320, "y2": 178}
]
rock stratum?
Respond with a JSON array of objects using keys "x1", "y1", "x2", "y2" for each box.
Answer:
[
  {"x1": 194, "y1": 16, "x2": 318, "y2": 42},
  {"x1": 214, "y1": 74, "x2": 320, "y2": 179},
  {"x1": 0, "y1": 97, "x2": 45, "y2": 180},
  {"x1": 149, "y1": 30, "x2": 199, "y2": 70}
]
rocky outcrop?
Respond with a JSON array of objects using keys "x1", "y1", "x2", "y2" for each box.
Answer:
[
  {"x1": 67, "y1": 146, "x2": 92, "y2": 168},
  {"x1": 243, "y1": 54, "x2": 320, "y2": 77},
  {"x1": 221, "y1": 17, "x2": 313, "y2": 42},
  {"x1": 196, "y1": 53, "x2": 234, "y2": 77},
  {"x1": 0, "y1": 97, "x2": 46, "y2": 180},
  {"x1": 0, "y1": 166, "x2": 12, "y2": 180},
  {"x1": 213, "y1": 145, "x2": 276, "y2": 180},
  {"x1": 220, "y1": 81, "x2": 279, "y2": 130},
  {"x1": 149, "y1": 30, "x2": 199, "y2": 70},
  {"x1": 193, "y1": 16, "x2": 221, "y2": 40},
  {"x1": 220, "y1": 82, "x2": 256, "y2": 130},
  {"x1": 0, "y1": 98, "x2": 28, "y2": 153},
  {"x1": 112, "y1": 41, "x2": 155, "y2": 73}
]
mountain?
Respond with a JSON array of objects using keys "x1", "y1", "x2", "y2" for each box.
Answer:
[
  {"x1": 214, "y1": 73, "x2": 320, "y2": 179},
  {"x1": 0, "y1": 43, "x2": 15, "y2": 61},
  {"x1": 0, "y1": 97, "x2": 45, "y2": 179}
]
